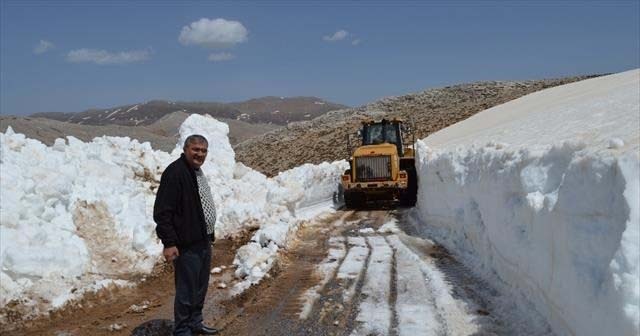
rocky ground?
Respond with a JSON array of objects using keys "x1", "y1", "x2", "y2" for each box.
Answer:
[{"x1": 234, "y1": 75, "x2": 600, "y2": 176}]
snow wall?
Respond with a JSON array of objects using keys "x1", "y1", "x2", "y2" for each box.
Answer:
[
  {"x1": 412, "y1": 69, "x2": 640, "y2": 336},
  {"x1": 0, "y1": 114, "x2": 347, "y2": 321}
]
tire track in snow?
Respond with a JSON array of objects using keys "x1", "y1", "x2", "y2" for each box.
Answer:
[
  {"x1": 389, "y1": 234, "x2": 481, "y2": 336},
  {"x1": 336, "y1": 236, "x2": 370, "y2": 303},
  {"x1": 298, "y1": 210, "x2": 354, "y2": 320},
  {"x1": 386, "y1": 234, "x2": 443, "y2": 335},
  {"x1": 216, "y1": 209, "x2": 498, "y2": 336},
  {"x1": 293, "y1": 209, "x2": 492, "y2": 336},
  {"x1": 389, "y1": 244, "x2": 400, "y2": 336},
  {"x1": 340, "y1": 235, "x2": 372, "y2": 335},
  {"x1": 427, "y1": 245, "x2": 511, "y2": 335},
  {"x1": 298, "y1": 236, "x2": 347, "y2": 319},
  {"x1": 350, "y1": 235, "x2": 393, "y2": 336}
]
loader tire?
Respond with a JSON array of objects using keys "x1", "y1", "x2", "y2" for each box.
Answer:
[
  {"x1": 344, "y1": 191, "x2": 363, "y2": 209},
  {"x1": 400, "y1": 166, "x2": 417, "y2": 207},
  {"x1": 334, "y1": 184, "x2": 345, "y2": 206}
]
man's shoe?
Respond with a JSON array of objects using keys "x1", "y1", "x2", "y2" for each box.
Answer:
[{"x1": 192, "y1": 325, "x2": 219, "y2": 335}]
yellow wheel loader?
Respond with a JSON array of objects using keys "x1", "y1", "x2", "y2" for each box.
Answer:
[{"x1": 338, "y1": 118, "x2": 418, "y2": 208}]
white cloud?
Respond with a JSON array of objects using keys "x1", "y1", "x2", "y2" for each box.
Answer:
[
  {"x1": 66, "y1": 48, "x2": 151, "y2": 65},
  {"x1": 179, "y1": 18, "x2": 248, "y2": 49},
  {"x1": 208, "y1": 52, "x2": 235, "y2": 62},
  {"x1": 323, "y1": 30, "x2": 349, "y2": 42},
  {"x1": 352, "y1": 39, "x2": 361, "y2": 46},
  {"x1": 34, "y1": 40, "x2": 54, "y2": 54}
]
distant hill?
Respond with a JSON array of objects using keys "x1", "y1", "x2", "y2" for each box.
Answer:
[
  {"x1": 1, "y1": 111, "x2": 280, "y2": 152},
  {"x1": 228, "y1": 96, "x2": 348, "y2": 125},
  {"x1": 31, "y1": 97, "x2": 348, "y2": 127}
]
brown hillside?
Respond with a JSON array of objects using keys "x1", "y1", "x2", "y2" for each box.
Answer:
[
  {"x1": 233, "y1": 76, "x2": 600, "y2": 176},
  {"x1": 0, "y1": 112, "x2": 279, "y2": 152},
  {"x1": 30, "y1": 97, "x2": 347, "y2": 127}
]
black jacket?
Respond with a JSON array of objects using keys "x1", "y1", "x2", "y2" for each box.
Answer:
[{"x1": 154, "y1": 154, "x2": 211, "y2": 248}]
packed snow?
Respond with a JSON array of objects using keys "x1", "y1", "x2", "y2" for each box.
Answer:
[
  {"x1": 336, "y1": 237, "x2": 369, "y2": 302},
  {"x1": 411, "y1": 69, "x2": 640, "y2": 336},
  {"x1": 350, "y1": 236, "x2": 393, "y2": 336},
  {"x1": 0, "y1": 114, "x2": 347, "y2": 321},
  {"x1": 377, "y1": 218, "x2": 401, "y2": 234},
  {"x1": 299, "y1": 234, "x2": 347, "y2": 320}
]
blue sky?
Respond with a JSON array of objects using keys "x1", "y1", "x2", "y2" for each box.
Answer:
[{"x1": 1, "y1": 1, "x2": 639, "y2": 115}]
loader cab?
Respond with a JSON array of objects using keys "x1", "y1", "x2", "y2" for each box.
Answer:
[{"x1": 361, "y1": 119, "x2": 404, "y2": 156}]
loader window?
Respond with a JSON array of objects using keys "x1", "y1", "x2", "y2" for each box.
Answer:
[
  {"x1": 366, "y1": 124, "x2": 384, "y2": 144},
  {"x1": 361, "y1": 121, "x2": 404, "y2": 155},
  {"x1": 362, "y1": 122, "x2": 401, "y2": 146},
  {"x1": 385, "y1": 126, "x2": 398, "y2": 145}
]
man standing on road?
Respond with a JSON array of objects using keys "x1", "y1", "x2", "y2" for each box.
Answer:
[{"x1": 154, "y1": 134, "x2": 218, "y2": 336}]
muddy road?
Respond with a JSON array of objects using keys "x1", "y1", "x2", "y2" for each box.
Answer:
[{"x1": 9, "y1": 209, "x2": 508, "y2": 336}]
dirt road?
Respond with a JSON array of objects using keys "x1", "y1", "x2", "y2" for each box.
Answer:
[
  {"x1": 214, "y1": 209, "x2": 506, "y2": 336},
  {"x1": 9, "y1": 209, "x2": 507, "y2": 336}
]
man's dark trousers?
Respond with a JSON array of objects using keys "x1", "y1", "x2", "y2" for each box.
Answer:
[{"x1": 173, "y1": 240, "x2": 212, "y2": 336}]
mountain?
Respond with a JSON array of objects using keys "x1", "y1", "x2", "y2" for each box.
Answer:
[
  {"x1": 30, "y1": 97, "x2": 348, "y2": 127},
  {"x1": 228, "y1": 96, "x2": 348, "y2": 124},
  {"x1": 0, "y1": 111, "x2": 280, "y2": 151},
  {"x1": 0, "y1": 114, "x2": 179, "y2": 151}
]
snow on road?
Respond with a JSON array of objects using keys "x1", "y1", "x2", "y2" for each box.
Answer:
[
  {"x1": 298, "y1": 210, "x2": 353, "y2": 320},
  {"x1": 388, "y1": 234, "x2": 443, "y2": 336},
  {"x1": 336, "y1": 237, "x2": 369, "y2": 303},
  {"x1": 350, "y1": 235, "x2": 393, "y2": 336},
  {"x1": 389, "y1": 234, "x2": 480, "y2": 336},
  {"x1": 299, "y1": 235, "x2": 347, "y2": 319},
  {"x1": 291, "y1": 211, "x2": 492, "y2": 336}
]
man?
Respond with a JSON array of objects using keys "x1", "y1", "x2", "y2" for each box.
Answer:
[{"x1": 154, "y1": 134, "x2": 218, "y2": 335}]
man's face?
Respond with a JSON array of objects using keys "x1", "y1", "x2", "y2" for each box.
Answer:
[{"x1": 184, "y1": 141, "x2": 208, "y2": 169}]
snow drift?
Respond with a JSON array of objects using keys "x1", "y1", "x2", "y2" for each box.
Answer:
[
  {"x1": 412, "y1": 69, "x2": 640, "y2": 336},
  {"x1": 0, "y1": 114, "x2": 346, "y2": 321}
]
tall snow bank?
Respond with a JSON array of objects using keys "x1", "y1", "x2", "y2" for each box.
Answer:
[
  {"x1": 0, "y1": 130, "x2": 170, "y2": 315},
  {"x1": 413, "y1": 69, "x2": 640, "y2": 336},
  {"x1": 0, "y1": 113, "x2": 347, "y2": 321}
]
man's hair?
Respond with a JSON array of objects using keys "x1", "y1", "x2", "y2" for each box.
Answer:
[{"x1": 183, "y1": 134, "x2": 208, "y2": 148}]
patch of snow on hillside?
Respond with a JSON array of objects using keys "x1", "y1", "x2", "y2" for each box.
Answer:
[
  {"x1": 412, "y1": 69, "x2": 640, "y2": 336},
  {"x1": 105, "y1": 109, "x2": 121, "y2": 119},
  {"x1": 125, "y1": 105, "x2": 139, "y2": 113}
]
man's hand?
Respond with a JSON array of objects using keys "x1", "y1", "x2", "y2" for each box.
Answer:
[{"x1": 163, "y1": 246, "x2": 180, "y2": 262}]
